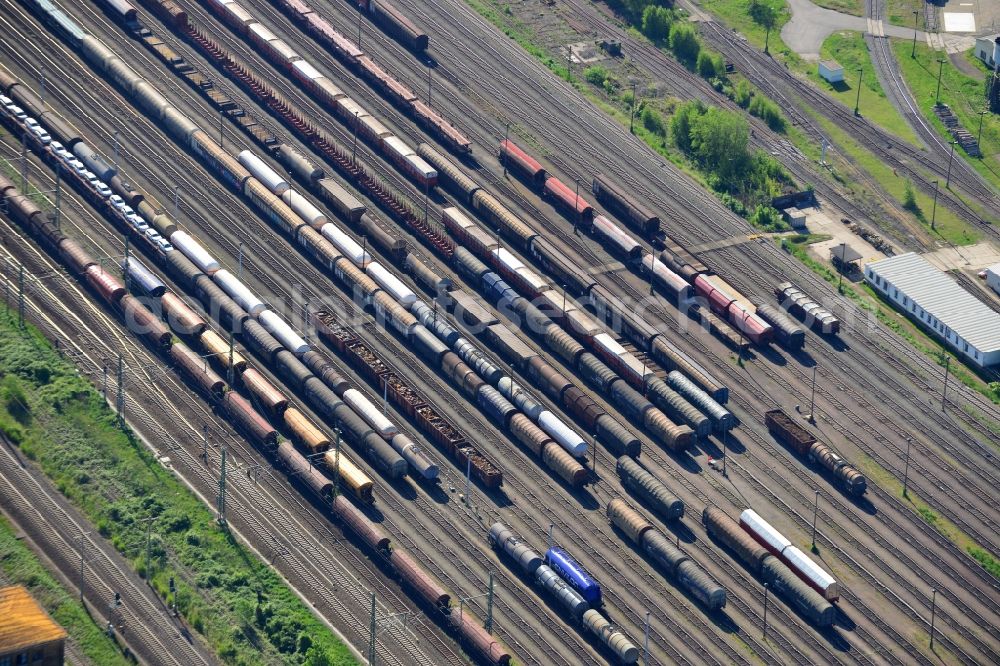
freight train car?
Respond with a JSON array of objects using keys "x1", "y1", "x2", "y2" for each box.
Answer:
[
  {"x1": 740, "y1": 509, "x2": 840, "y2": 601},
  {"x1": 591, "y1": 174, "x2": 660, "y2": 235},
  {"x1": 764, "y1": 409, "x2": 867, "y2": 496},
  {"x1": 775, "y1": 282, "x2": 840, "y2": 334},
  {"x1": 356, "y1": 0, "x2": 429, "y2": 51}
]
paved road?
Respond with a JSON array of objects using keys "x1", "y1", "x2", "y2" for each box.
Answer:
[{"x1": 781, "y1": 0, "x2": 926, "y2": 58}]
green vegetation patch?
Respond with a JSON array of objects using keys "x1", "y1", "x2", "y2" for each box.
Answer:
[
  {"x1": 818, "y1": 31, "x2": 920, "y2": 145},
  {"x1": 813, "y1": 115, "x2": 981, "y2": 246},
  {"x1": 699, "y1": 0, "x2": 799, "y2": 65},
  {"x1": 0, "y1": 306, "x2": 357, "y2": 665},
  {"x1": 0, "y1": 513, "x2": 131, "y2": 665},
  {"x1": 893, "y1": 40, "x2": 1000, "y2": 202}
]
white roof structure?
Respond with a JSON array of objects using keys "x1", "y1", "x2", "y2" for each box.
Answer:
[{"x1": 865, "y1": 253, "x2": 1000, "y2": 353}]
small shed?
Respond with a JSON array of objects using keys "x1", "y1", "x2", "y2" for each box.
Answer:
[
  {"x1": 819, "y1": 60, "x2": 844, "y2": 84},
  {"x1": 0, "y1": 586, "x2": 67, "y2": 666},
  {"x1": 783, "y1": 207, "x2": 807, "y2": 229}
]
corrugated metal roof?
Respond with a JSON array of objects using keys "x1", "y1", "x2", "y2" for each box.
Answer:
[
  {"x1": 866, "y1": 252, "x2": 1000, "y2": 351},
  {"x1": 0, "y1": 586, "x2": 67, "y2": 653}
]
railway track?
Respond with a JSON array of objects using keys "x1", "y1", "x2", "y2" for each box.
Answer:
[
  {"x1": 0, "y1": 140, "x2": 453, "y2": 666},
  {"x1": 9, "y1": 1, "x2": 1000, "y2": 660},
  {"x1": 0, "y1": 8, "x2": 608, "y2": 661}
]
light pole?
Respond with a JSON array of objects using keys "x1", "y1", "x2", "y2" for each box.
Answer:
[
  {"x1": 808, "y1": 365, "x2": 818, "y2": 424},
  {"x1": 853, "y1": 68, "x2": 863, "y2": 116},
  {"x1": 911, "y1": 10, "x2": 919, "y2": 58},
  {"x1": 762, "y1": 583, "x2": 770, "y2": 639},
  {"x1": 930, "y1": 180, "x2": 939, "y2": 230},
  {"x1": 935, "y1": 58, "x2": 946, "y2": 106},
  {"x1": 574, "y1": 178, "x2": 581, "y2": 234},
  {"x1": 941, "y1": 355, "x2": 951, "y2": 411},
  {"x1": 945, "y1": 141, "x2": 957, "y2": 188}
]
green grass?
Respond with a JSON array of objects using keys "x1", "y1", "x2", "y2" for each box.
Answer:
[
  {"x1": 0, "y1": 513, "x2": 132, "y2": 665},
  {"x1": 813, "y1": 115, "x2": 981, "y2": 246},
  {"x1": 968, "y1": 547, "x2": 1000, "y2": 580},
  {"x1": 886, "y1": 0, "x2": 923, "y2": 27},
  {"x1": 0, "y1": 306, "x2": 358, "y2": 665},
  {"x1": 818, "y1": 31, "x2": 920, "y2": 145},
  {"x1": 700, "y1": 0, "x2": 801, "y2": 67},
  {"x1": 893, "y1": 40, "x2": 1000, "y2": 205},
  {"x1": 812, "y1": 0, "x2": 863, "y2": 14}
]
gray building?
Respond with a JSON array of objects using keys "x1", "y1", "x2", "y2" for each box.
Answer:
[{"x1": 864, "y1": 253, "x2": 1000, "y2": 368}]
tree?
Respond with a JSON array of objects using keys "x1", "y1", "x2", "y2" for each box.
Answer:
[
  {"x1": 697, "y1": 49, "x2": 719, "y2": 79},
  {"x1": 671, "y1": 100, "x2": 707, "y2": 153},
  {"x1": 749, "y1": 0, "x2": 779, "y2": 54},
  {"x1": 689, "y1": 106, "x2": 751, "y2": 174},
  {"x1": 642, "y1": 5, "x2": 673, "y2": 43},
  {"x1": 669, "y1": 23, "x2": 701, "y2": 67}
]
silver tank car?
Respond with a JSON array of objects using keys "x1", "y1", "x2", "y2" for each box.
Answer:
[{"x1": 488, "y1": 523, "x2": 542, "y2": 574}]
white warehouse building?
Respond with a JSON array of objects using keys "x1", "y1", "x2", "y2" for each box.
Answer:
[{"x1": 864, "y1": 253, "x2": 1000, "y2": 368}]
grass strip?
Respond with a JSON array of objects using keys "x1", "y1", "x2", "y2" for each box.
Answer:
[{"x1": 0, "y1": 303, "x2": 357, "y2": 665}]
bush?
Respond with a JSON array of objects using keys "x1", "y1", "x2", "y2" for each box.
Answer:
[
  {"x1": 750, "y1": 205, "x2": 787, "y2": 231},
  {"x1": 696, "y1": 50, "x2": 719, "y2": 79},
  {"x1": 903, "y1": 179, "x2": 920, "y2": 213},
  {"x1": 642, "y1": 106, "x2": 666, "y2": 135},
  {"x1": 733, "y1": 79, "x2": 753, "y2": 108},
  {"x1": 584, "y1": 65, "x2": 610, "y2": 86},
  {"x1": 669, "y1": 23, "x2": 700, "y2": 66},
  {"x1": 748, "y1": 95, "x2": 786, "y2": 132},
  {"x1": 641, "y1": 5, "x2": 673, "y2": 42}
]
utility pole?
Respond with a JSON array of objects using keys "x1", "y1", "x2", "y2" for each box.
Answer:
[
  {"x1": 811, "y1": 490, "x2": 820, "y2": 553},
  {"x1": 547, "y1": 523, "x2": 554, "y2": 551},
  {"x1": 630, "y1": 82, "x2": 638, "y2": 134},
  {"x1": 978, "y1": 110, "x2": 988, "y2": 154},
  {"x1": 368, "y1": 592, "x2": 377, "y2": 666},
  {"x1": 935, "y1": 58, "x2": 946, "y2": 105},
  {"x1": 116, "y1": 354, "x2": 124, "y2": 426},
  {"x1": 202, "y1": 425, "x2": 209, "y2": 461},
  {"x1": 808, "y1": 365, "x2": 817, "y2": 424},
  {"x1": 217, "y1": 443, "x2": 227, "y2": 526},
  {"x1": 946, "y1": 141, "x2": 957, "y2": 188},
  {"x1": 427, "y1": 66, "x2": 432, "y2": 107},
  {"x1": 911, "y1": 10, "x2": 919, "y2": 58},
  {"x1": 853, "y1": 68, "x2": 863, "y2": 116},
  {"x1": 103, "y1": 361, "x2": 108, "y2": 400},
  {"x1": 930, "y1": 180, "x2": 939, "y2": 230},
  {"x1": 219, "y1": 110, "x2": 225, "y2": 148},
  {"x1": 929, "y1": 588, "x2": 938, "y2": 649},
  {"x1": 837, "y1": 243, "x2": 847, "y2": 293},
  {"x1": 940, "y1": 356, "x2": 950, "y2": 411},
  {"x1": 40, "y1": 67, "x2": 46, "y2": 108},
  {"x1": 238, "y1": 242, "x2": 244, "y2": 280},
  {"x1": 902, "y1": 437, "x2": 912, "y2": 497},
  {"x1": 464, "y1": 457, "x2": 472, "y2": 509},
  {"x1": 113, "y1": 130, "x2": 120, "y2": 173},
  {"x1": 173, "y1": 186, "x2": 179, "y2": 223}
]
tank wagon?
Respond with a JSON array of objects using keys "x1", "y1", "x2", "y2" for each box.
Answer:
[{"x1": 545, "y1": 547, "x2": 603, "y2": 606}]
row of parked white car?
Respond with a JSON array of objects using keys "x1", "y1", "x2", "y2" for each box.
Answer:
[{"x1": 1, "y1": 94, "x2": 173, "y2": 253}]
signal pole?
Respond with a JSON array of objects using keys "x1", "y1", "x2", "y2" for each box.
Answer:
[
  {"x1": 18, "y1": 263, "x2": 25, "y2": 328},
  {"x1": 485, "y1": 572, "x2": 494, "y2": 632},
  {"x1": 116, "y1": 354, "x2": 125, "y2": 426}
]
